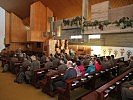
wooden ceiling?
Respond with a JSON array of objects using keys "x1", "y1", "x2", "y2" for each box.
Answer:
[
  {"x1": 0, "y1": 0, "x2": 36, "y2": 19},
  {"x1": 0, "y1": 0, "x2": 133, "y2": 20}
]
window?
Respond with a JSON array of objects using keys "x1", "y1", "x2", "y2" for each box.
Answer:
[
  {"x1": 89, "y1": 35, "x2": 100, "y2": 39},
  {"x1": 70, "y1": 35, "x2": 82, "y2": 39}
]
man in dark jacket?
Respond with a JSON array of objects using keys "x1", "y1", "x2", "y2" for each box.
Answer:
[
  {"x1": 54, "y1": 61, "x2": 77, "y2": 88},
  {"x1": 52, "y1": 55, "x2": 60, "y2": 67},
  {"x1": 129, "y1": 56, "x2": 133, "y2": 68},
  {"x1": 121, "y1": 87, "x2": 133, "y2": 100},
  {"x1": 14, "y1": 57, "x2": 31, "y2": 83},
  {"x1": 40, "y1": 53, "x2": 46, "y2": 64},
  {"x1": 25, "y1": 55, "x2": 40, "y2": 83},
  {"x1": 44, "y1": 57, "x2": 53, "y2": 68},
  {"x1": 58, "y1": 59, "x2": 67, "y2": 71}
]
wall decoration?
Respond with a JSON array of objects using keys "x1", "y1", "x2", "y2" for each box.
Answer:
[
  {"x1": 108, "y1": 48, "x2": 112, "y2": 55},
  {"x1": 126, "y1": 50, "x2": 132, "y2": 58},
  {"x1": 101, "y1": 46, "x2": 133, "y2": 61},
  {"x1": 103, "y1": 49, "x2": 106, "y2": 56},
  {"x1": 120, "y1": 49, "x2": 125, "y2": 56},
  {"x1": 114, "y1": 50, "x2": 118, "y2": 57}
]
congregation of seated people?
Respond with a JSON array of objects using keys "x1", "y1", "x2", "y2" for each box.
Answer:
[{"x1": 1, "y1": 48, "x2": 133, "y2": 100}]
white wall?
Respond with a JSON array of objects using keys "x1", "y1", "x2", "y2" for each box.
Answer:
[
  {"x1": 110, "y1": 4, "x2": 133, "y2": 22},
  {"x1": 91, "y1": 46, "x2": 101, "y2": 56},
  {"x1": 90, "y1": 46, "x2": 133, "y2": 60},
  {"x1": 0, "y1": 7, "x2": 5, "y2": 51}
]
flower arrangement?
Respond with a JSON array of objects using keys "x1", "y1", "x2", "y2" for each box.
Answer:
[
  {"x1": 120, "y1": 49, "x2": 125, "y2": 56},
  {"x1": 103, "y1": 49, "x2": 106, "y2": 56},
  {"x1": 108, "y1": 48, "x2": 112, "y2": 55},
  {"x1": 126, "y1": 50, "x2": 132, "y2": 58}
]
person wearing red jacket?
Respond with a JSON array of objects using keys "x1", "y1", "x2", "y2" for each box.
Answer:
[
  {"x1": 94, "y1": 59, "x2": 102, "y2": 71},
  {"x1": 74, "y1": 60, "x2": 85, "y2": 76}
]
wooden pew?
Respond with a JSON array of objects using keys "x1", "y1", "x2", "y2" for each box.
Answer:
[
  {"x1": 42, "y1": 70, "x2": 65, "y2": 96},
  {"x1": 32, "y1": 66, "x2": 58, "y2": 88},
  {"x1": 57, "y1": 66, "x2": 120, "y2": 100},
  {"x1": 95, "y1": 68, "x2": 133, "y2": 100},
  {"x1": 80, "y1": 91, "x2": 98, "y2": 100},
  {"x1": 14, "y1": 62, "x2": 22, "y2": 74},
  {"x1": 77, "y1": 68, "x2": 133, "y2": 100},
  {"x1": 0, "y1": 57, "x2": 9, "y2": 67}
]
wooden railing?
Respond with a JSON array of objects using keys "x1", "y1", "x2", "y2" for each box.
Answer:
[{"x1": 79, "y1": 68, "x2": 133, "y2": 100}]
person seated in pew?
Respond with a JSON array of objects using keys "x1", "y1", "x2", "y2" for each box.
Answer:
[
  {"x1": 14, "y1": 57, "x2": 31, "y2": 84},
  {"x1": 83, "y1": 56, "x2": 90, "y2": 68},
  {"x1": 40, "y1": 53, "x2": 46, "y2": 64},
  {"x1": 121, "y1": 77, "x2": 133, "y2": 100},
  {"x1": 129, "y1": 56, "x2": 133, "y2": 68},
  {"x1": 58, "y1": 59, "x2": 67, "y2": 71},
  {"x1": 9, "y1": 54, "x2": 19, "y2": 73},
  {"x1": 49, "y1": 53, "x2": 55, "y2": 62},
  {"x1": 74, "y1": 60, "x2": 85, "y2": 76},
  {"x1": 54, "y1": 61, "x2": 77, "y2": 89},
  {"x1": 105, "y1": 56, "x2": 112, "y2": 67},
  {"x1": 21, "y1": 57, "x2": 31, "y2": 72},
  {"x1": 25, "y1": 55, "x2": 40, "y2": 84},
  {"x1": 119, "y1": 57, "x2": 131, "y2": 74},
  {"x1": 86, "y1": 60, "x2": 95, "y2": 73},
  {"x1": 94, "y1": 59, "x2": 102, "y2": 72},
  {"x1": 121, "y1": 79, "x2": 133, "y2": 88},
  {"x1": 52, "y1": 55, "x2": 60, "y2": 67},
  {"x1": 44, "y1": 57, "x2": 53, "y2": 69},
  {"x1": 110, "y1": 55, "x2": 116, "y2": 66},
  {"x1": 14, "y1": 67, "x2": 25, "y2": 84},
  {"x1": 2, "y1": 64, "x2": 9, "y2": 72},
  {"x1": 60, "y1": 55, "x2": 67, "y2": 64},
  {"x1": 99, "y1": 56, "x2": 108, "y2": 69},
  {"x1": 121, "y1": 86, "x2": 133, "y2": 100}
]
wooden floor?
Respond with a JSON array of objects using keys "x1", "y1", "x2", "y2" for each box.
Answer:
[
  {"x1": 0, "y1": 61, "x2": 120, "y2": 100},
  {"x1": 0, "y1": 62, "x2": 57, "y2": 100}
]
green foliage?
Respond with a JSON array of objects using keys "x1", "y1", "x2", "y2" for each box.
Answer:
[
  {"x1": 62, "y1": 16, "x2": 133, "y2": 30},
  {"x1": 103, "y1": 20, "x2": 111, "y2": 27}
]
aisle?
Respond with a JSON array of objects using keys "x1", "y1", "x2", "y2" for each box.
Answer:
[{"x1": 0, "y1": 65, "x2": 57, "y2": 100}]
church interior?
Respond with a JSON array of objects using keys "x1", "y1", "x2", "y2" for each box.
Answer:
[{"x1": 0, "y1": 0, "x2": 133, "y2": 100}]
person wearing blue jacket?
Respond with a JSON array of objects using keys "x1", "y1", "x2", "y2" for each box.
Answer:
[{"x1": 86, "y1": 60, "x2": 95, "y2": 73}]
